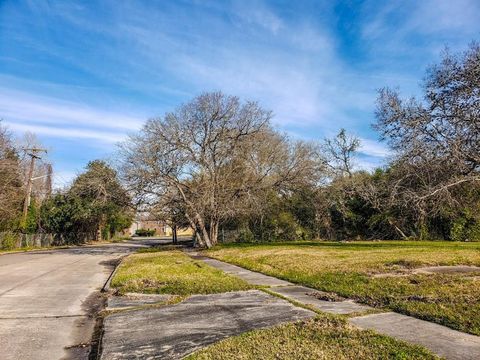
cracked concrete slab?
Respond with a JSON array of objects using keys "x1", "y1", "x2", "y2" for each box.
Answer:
[
  {"x1": 101, "y1": 290, "x2": 314, "y2": 359},
  {"x1": 271, "y1": 285, "x2": 373, "y2": 315},
  {"x1": 191, "y1": 256, "x2": 292, "y2": 286},
  {"x1": 350, "y1": 312, "x2": 480, "y2": 360}
]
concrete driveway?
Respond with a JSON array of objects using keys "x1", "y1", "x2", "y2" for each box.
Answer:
[{"x1": 0, "y1": 239, "x2": 170, "y2": 360}]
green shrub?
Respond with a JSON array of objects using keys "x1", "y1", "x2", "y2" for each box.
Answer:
[
  {"x1": 135, "y1": 228, "x2": 156, "y2": 237},
  {"x1": 0, "y1": 232, "x2": 18, "y2": 250},
  {"x1": 237, "y1": 227, "x2": 255, "y2": 243},
  {"x1": 450, "y1": 211, "x2": 480, "y2": 241}
]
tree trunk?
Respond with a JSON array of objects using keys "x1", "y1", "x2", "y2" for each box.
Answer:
[
  {"x1": 388, "y1": 219, "x2": 408, "y2": 240},
  {"x1": 97, "y1": 222, "x2": 103, "y2": 241},
  {"x1": 185, "y1": 213, "x2": 206, "y2": 248},
  {"x1": 172, "y1": 224, "x2": 178, "y2": 244},
  {"x1": 194, "y1": 213, "x2": 212, "y2": 248},
  {"x1": 209, "y1": 220, "x2": 219, "y2": 246}
]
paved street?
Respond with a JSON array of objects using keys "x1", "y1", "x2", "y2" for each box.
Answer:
[{"x1": 0, "y1": 239, "x2": 167, "y2": 360}]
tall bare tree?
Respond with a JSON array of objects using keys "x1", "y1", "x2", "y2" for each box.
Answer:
[
  {"x1": 374, "y1": 43, "x2": 480, "y2": 234},
  {"x1": 121, "y1": 92, "x2": 324, "y2": 248},
  {"x1": 322, "y1": 128, "x2": 360, "y2": 178}
]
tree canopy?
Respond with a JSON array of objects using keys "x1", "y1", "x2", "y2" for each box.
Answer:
[
  {"x1": 40, "y1": 160, "x2": 133, "y2": 241},
  {"x1": 121, "y1": 92, "x2": 324, "y2": 247}
]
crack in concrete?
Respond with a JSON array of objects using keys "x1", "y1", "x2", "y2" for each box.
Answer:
[{"x1": 0, "y1": 314, "x2": 86, "y2": 319}]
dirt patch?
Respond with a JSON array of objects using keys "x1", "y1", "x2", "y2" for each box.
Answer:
[
  {"x1": 371, "y1": 272, "x2": 410, "y2": 278},
  {"x1": 385, "y1": 259, "x2": 426, "y2": 269},
  {"x1": 372, "y1": 265, "x2": 480, "y2": 278},
  {"x1": 404, "y1": 295, "x2": 439, "y2": 303},
  {"x1": 307, "y1": 291, "x2": 345, "y2": 302},
  {"x1": 99, "y1": 258, "x2": 123, "y2": 268},
  {"x1": 139, "y1": 278, "x2": 165, "y2": 289},
  {"x1": 413, "y1": 265, "x2": 480, "y2": 275}
]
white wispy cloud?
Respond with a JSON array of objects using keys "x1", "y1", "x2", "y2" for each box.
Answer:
[
  {"x1": 359, "y1": 138, "x2": 391, "y2": 158},
  {"x1": 3, "y1": 0, "x2": 478, "y2": 176},
  {"x1": 24, "y1": 1, "x2": 343, "y2": 129},
  {"x1": 232, "y1": 1, "x2": 284, "y2": 34},
  {"x1": 361, "y1": 0, "x2": 480, "y2": 53},
  {"x1": 4, "y1": 122, "x2": 126, "y2": 144},
  {"x1": 0, "y1": 88, "x2": 143, "y2": 131}
]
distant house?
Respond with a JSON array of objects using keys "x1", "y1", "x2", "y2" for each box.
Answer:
[{"x1": 128, "y1": 213, "x2": 193, "y2": 237}]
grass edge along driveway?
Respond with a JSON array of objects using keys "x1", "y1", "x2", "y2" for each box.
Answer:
[
  {"x1": 206, "y1": 241, "x2": 480, "y2": 336},
  {"x1": 110, "y1": 249, "x2": 255, "y2": 295}
]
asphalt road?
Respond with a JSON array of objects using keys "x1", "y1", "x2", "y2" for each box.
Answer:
[{"x1": 0, "y1": 239, "x2": 171, "y2": 360}]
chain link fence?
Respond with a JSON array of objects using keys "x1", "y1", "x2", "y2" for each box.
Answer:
[{"x1": 0, "y1": 231, "x2": 96, "y2": 250}]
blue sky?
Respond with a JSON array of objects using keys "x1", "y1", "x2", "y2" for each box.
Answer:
[{"x1": 1, "y1": 0, "x2": 479, "y2": 187}]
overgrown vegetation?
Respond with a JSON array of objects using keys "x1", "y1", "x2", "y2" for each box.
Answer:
[
  {"x1": 0, "y1": 231, "x2": 17, "y2": 250},
  {"x1": 38, "y1": 160, "x2": 133, "y2": 242},
  {"x1": 207, "y1": 241, "x2": 480, "y2": 335},
  {"x1": 111, "y1": 250, "x2": 254, "y2": 295},
  {"x1": 121, "y1": 44, "x2": 480, "y2": 245},
  {"x1": 2, "y1": 45, "x2": 479, "y2": 247},
  {"x1": 187, "y1": 315, "x2": 438, "y2": 360},
  {"x1": 1, "y1": 122, "x2": 133, "y2": 246}
]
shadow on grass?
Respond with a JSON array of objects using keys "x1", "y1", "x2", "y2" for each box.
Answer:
[{"x1": 211, "y1": 240, "x2": 479, "y2": 251}]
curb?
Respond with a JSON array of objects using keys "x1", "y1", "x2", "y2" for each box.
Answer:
[{"x1": 102, "y1": 255, "x2": 127, "y2": 292}]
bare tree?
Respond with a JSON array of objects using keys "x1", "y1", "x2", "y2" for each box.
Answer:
[
  {"x1": 120, "y1": 92, "x2": 324, "y2": 248},
  {"x1": 370, "y1": 43, "x2": 480, "y2": 240},
  {"x1": 322, "y1": 128, "x2": 360, "y2": 178},
  {"x1": 0, "y1": 121, "x2": 23, "y2": 229},
  {"x1": 375, "y1": 43, "x2": 480, "y2": 216}
]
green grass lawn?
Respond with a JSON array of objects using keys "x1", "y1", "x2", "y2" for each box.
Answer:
[
  {"x1": 206, "y1": 241, "x2": 480, "y2": 335},
  {"x1": 111, "y1": 249, "x2": 254, "y2": 295},
  {"x1": 187, "y1": 315, "x2": 438, "y2": 360}
]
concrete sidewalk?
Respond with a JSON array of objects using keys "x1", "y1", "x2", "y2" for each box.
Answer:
[
  {"x1": 97, "y1": 251, "x2": 480, "y2": 360},
  {"x1": 101, "y1": 290, "x2": 314, "y2": 360},
  {"x1": 192, "y1": 255, "x2": 291, "y2": 286},
  {"x1": 192, "y1": 254, "x2": 480, "y2": 360},
  {"x1": 351, "y1": 312, "x2": 480, "y2": 360}
]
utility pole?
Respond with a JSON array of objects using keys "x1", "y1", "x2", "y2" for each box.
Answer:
[{"x1": 22, "y1": 148, "x2": 47, "y2": 224}]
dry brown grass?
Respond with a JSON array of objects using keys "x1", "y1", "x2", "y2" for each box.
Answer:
[
  {"x1": 187, "y1": 315, "x2": 438, "y2": 360},
  {"x1": 207, "y1": 241, "x2": 480, "y2": 335}
]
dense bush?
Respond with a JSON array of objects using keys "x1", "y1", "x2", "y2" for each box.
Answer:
[
  {"x1": 216, "y1": 44, "x2": 480, "y2": 243},
  {"x1": 0, "y1": 232, "x2": 18, "y2": 250},
  {"x1": 39, "y1": 160, "x2": 133, "y2": 242},
  {"x1": 135, "y1": 228, "x2": 156, "y2": 237}
]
